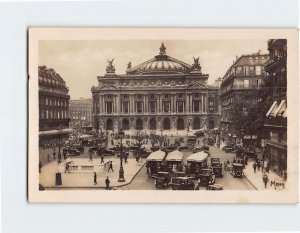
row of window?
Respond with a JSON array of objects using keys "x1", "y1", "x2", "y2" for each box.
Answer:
[
  {"x1": 40, "y1": 110, "x2": 68, "y2": 119},
  {"x1": 234, "y1": 79, "x2": 262, "y2": 88},
  {"x1": 97, "y1": 100, "x2": 215, "y2": 114},
  {"x1": 42, "y1": 97, "x2": 68, "y2": 107}
]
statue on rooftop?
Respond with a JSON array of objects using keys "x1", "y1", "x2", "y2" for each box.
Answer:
[{"x1": 106, "y1": 59, "x2": 116, "y2": 74}]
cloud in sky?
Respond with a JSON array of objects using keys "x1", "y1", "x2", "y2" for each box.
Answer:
[{"x1": 39, "y1": 39, "x2": 268, "y2": 99}]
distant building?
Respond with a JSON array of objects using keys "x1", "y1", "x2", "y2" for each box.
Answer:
[
  {"x1": 220, "y1": 53, "x2": 269, "y2": 137},
  {"x1": 91, "y1": 43, "x2": 220, "y2": 133},
  {"x1": 264, "y1": 39, "x2": 287, "y2": 178},
  {"x1": 69, "y1": 98, "x2": 93, "y2": 128}
]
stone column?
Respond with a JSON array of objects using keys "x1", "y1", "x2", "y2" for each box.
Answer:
[
  {"x1": 204, "y1": 94, "x2": 206, "y2": 113},
  {"x1": 143, "y1": 95, "x2": 146, "y2": 113},
  {"x1": 201, "y1": 94, "x2": 204, "y2": 113},
  {"x1": 170, "y1": 95, "x2": 173, "y2": 113},
  {"x1": 145, "y1": 95, "x2": 148, "y2": 113},
  {"x1": 186, "y1": 94, "x2": 189, "y2": 113},
  {"x1": 159, "y1": 95, "x2": 162, "y2": 113}
]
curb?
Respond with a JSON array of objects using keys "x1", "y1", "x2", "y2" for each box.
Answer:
[{"x1": 243, "y1": 172, "x2": 258, "y2": 190}]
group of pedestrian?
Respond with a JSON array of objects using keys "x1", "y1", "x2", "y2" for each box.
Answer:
[
  {"x1": 93, "y1": 172, "x2": 111, "y2": 190},
  {"x1": 252, "y1": 158, "x2": 271, "y2": 189}
]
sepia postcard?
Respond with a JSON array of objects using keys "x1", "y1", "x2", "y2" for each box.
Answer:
[{"x1": 28, "y1": 28, "x2": 298, "y2": 203}]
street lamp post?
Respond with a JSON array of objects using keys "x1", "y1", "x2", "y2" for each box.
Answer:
[
  {"x1": 118, "y1": 129, "x2": 125, "y2": 182},
  {"x1": 55, "y1": 125, "x2": 63, "y2": 185}
]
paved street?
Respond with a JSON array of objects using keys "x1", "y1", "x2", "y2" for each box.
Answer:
[
  {"x1": 127, "y1": 145, "x2": 255, "y2": 190},
  {"x1": 40, "y1": 134, "x2": 256, "y2": 190}
]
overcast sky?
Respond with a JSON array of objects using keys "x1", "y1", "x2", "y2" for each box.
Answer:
[{"x1": 39, "y1": 40, "x2": 268, "y2": 99}]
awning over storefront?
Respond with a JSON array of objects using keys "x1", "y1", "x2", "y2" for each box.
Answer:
[
  {"x1": 266, "y1": 101, "x2": 278, "y2": 117},
  {"x1": 39, "y1": 128, "x2": 75, "y2": 136},
  {"x1": 266, "y1": 100, "x2": 287, "y2": 118},
  {"x1": 275, "y1": 100, "x2": 287, "y2": 117}
]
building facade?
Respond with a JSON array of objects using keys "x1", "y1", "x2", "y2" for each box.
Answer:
[
  {"x1": 39, "y1": 65, "x2": 70, "y2": 131},
  {"x1": 264, "y1": 39, "x2": 287, "y2": 178},
  {"x1": 69, "y1": 98, "x2": 93, "y2": 128},
  {"x1": 220, "y1": 53, "x2": 269, "y2": 136},
  {"x1": 91, "y1": 43, "x2": 220, "y2": 133}
]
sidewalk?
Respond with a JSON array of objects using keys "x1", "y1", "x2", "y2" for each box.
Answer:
[
  {"x1": 243, "y1": 161, "x2": 286, "y2": 190},
  {"x1": 40, "y1": 157, "x2": 145, "y2": 188}
]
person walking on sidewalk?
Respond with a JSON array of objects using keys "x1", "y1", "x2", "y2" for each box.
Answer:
[
  {"x1": 253, "y1": 162, "x2": 257, "y2": 173},
  {"x1": 93, "y1": 172, "x2": 97, "y2": 185},
  {"x1": 105, "y1": 176, "x2": 110, "y2": 190},
  {"x1": 65, "y1": 163, "x2": 70, "y2": 173},
  {"x1": 47, "y1": 152, "x2": 50, "y2": 162},
  {"x1": 108, "y1": 161, "x2": 114, "y2": 172},
  {"x1": 53, "y1": 151, "x2": 56, "y2": 159},
  {"x1": 262, "y1": 172, "x2": 269, "y2": 189},
  {"x1": 89, "y1": 153, "x2": 93, "y2": 162},
  {"x1": 124, "y1": 154, "x2": 128, "y2": 164},
  {"x1": 100, "y1": 154, "x2": 104, "y2": 164},
  {"x1": 257, "y1": 160, "x2": 261, "y2": 171}
]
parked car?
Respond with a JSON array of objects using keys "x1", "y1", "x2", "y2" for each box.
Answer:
[
  {"x1": 155, "y1": 172, "x2": 171, "y2": 189},
  {"x1": 231, "y1": 163, "x2": 244, "y2": 178},
  {"x1": 95, "y1": 147, "x2": 115, "y2": 156},
  {"x1": 198, "y1": 168, "x2": 216, "y2": 186},
  {"x1": 211, "y1": 162, "x2": 223, "y2": 178},
  {"x1": 206, "y1": 184, "x2": 224, "y2": 190},
  {"x1": 224, "y1": 144, "x2": 235, "y2": 153},
  {"x1": 171, "y1": 177, "x2": 195, "y2": 190},
  {"x1": 73, "y1": 144, "x2": 84, "y2": 153},
  {"x1": 63, "y1": 147, "x2": 80, "y2": 156}
]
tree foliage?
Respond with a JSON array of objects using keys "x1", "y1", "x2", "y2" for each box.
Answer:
[{"x1": 231, "y1": 76, "x2": 273, "y2": 138}]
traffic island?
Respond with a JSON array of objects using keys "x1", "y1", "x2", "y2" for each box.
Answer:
[{"x1": 39, "y1": 158, "x2": 146, "y2": 189}]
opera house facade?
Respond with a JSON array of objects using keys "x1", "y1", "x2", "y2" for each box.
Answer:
[{"x1": 91, "y1": 43, "x2": 220, "y2": 133}]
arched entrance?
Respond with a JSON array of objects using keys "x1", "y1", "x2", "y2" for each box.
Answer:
[
  {"x1": 163, "y1": 118, "x2": 171, "y2": 130},
  {"x1": 122, "y1": 118, "x2": 129, "y2": 130},
  {"x1": 106, "y1": 118, "x2": 113, "y2": 130},
  {"x1": 177, "y1": 118, "x2": 185, "y2": 130},
  {"x1": 136, "y1": 118, "x2": 143, "y2": 130},
  {"x1": 193, "y1": 117, "x2": 201, "y2": 130},
  {"x1": 149, "y1": 118, "x2": 157, "y2": 130},
  {"x1": 209, "y1": 119, "x2": 215, "y2": 129}
]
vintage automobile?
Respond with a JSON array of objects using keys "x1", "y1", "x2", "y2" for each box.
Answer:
[
  {"x1": 173, "y1": 171, "x2": 186, "y2": 179},
  {"x1": 171, "y1": 177, "x2": 195, "y2": 190},
  {"x1": 198, "y1": 168, "x2": 216, "y2": 186},
  {"x1": 211, "y1": 162, "x2": 223, "y2": 178},
  {"x1": 63, "y1": 147, "x2": 80, "y2": 156},
  {"x1": 210, "y1": 156, "x2": 221, "y2": 166},
  {"x1": 155, "y1": 171, "x2": 171, "y2": 189},
  {"x1": 244, "y1": 147, "x2": 257, "y2": 159},
  {"x1": 224, "y1": 144, "x2": 235, "y2": 153},
  {"x1": 146, "y1": 150, "x2": 167, "y2": 178},
  {"x1": 94, "y1": 148, "x2": 116, "y2": 156},
  {"x1": 208, "y1": 137, "x2": 215, "y2": 146},
  {"x1": 187, "y1": 136, "x2": 197, "y2": 150},
  {"x1": 88, "y1": 146, "x2": 99, "y2": 154},
  {"x1": 73, "y1": 144, "x2": 84, "y2": 153},
  {"x1": 231, "y1": 163, "x2": 244, "y2": 177},
  {"x1": 186, "y1": 151, "x2": 209, "y2": 178},
  {"x1": 207, "y1": 184, "x2": 224, "y2": 191},
  {"x1": 233, "y1": 157, "x2": 245, "y2": 169}
]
